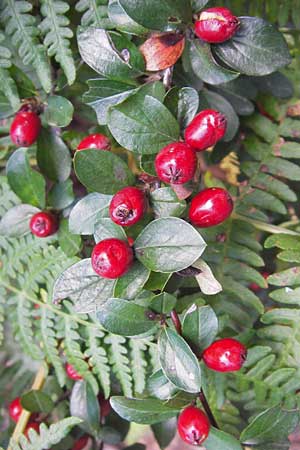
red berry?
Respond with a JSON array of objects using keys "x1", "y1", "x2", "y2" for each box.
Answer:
[
  {"x1": 91, "y1": 238, "x2": 133, "y2": 279},
  {"x1": 66, "y1": 363, "x2": 83, "y2": 381},
  {"x1": 98, "y1": 393, "x2": 111, "y2": 418},
  {"x1": 189, "y1": 187, "x2": 233, "y2": 227},
  {"x1": 250, "y1": 271, "x2": 269, "y2": 292},
  {"x1": 155, "y1": 142, "x2": 197, "y2": 185},
  {"x1": 77, "y1": 133, "x2": 111, "y2": 151},
  {"x1": 72, "y1": 435, "x2": 89, "y2": 450},
  {"x1": 9, "y1": 397, "x2": 22, "y2": 422},
  {"x1": 24, "y1": 421, "x2": 40, "y2": 438},
  {"x1": 185, "y1": 110, "x2": 227, "y2": 152},
  {"x1": 109, "y1": 187, "x2": 147, "y2": 226},
  {"x1": 178, "y1": 406, "x2": 210, "y2": 446},
  {"x1": 202, "y1": 338, "x2": 247, "y2": 372},
  {"x1": 10, "y1": 111, "x2": 41, "y2": 147},
  {"x1": 29, "y1": 212, "x2": 58, "y2": 238},
  {"x1": 194, "y1": 7, "x2": 240, "y2": 43},
  {"x1": 127, "y1": 236, "x2": 134, "y2": 247}
]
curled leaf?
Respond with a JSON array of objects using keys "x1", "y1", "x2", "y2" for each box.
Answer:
[{"x1": 140, "y1": 33, "x2": 185, "y2": 71}]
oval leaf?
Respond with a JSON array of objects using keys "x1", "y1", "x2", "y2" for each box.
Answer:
[
  {"x1": 69, "y1": 193, "x2": 112, "y2": 235},
  {"x1": 140, "y1": 33, "x2": 185, "y2": 71},
  {"x1": 0, "y1": 204, "x2": 40, "y2": 237},
  {"x1": 70, "y1": 381, "x2": 100, "y2": 435},
  {"x1": 113, "y1": 261, "x2": 150, "y2": 300},
  {"x1": 21, "y1": 390, "x2": 54, "y2": 414},
  {"x1": 205, "y1": 427, "x2": 243, "y2": 450},
  {"x1": 150, "y1": 187, "x2": 186, "y2": 218},
  {"x1": 44, "y1": 95, "x2": 74, "y2": 127},
  {"x1": 94, "y1": 218, "x2": 126, "y2": 243},
  {"x1": 182, "y1": 305, "x2": 218, "y2": 351}
]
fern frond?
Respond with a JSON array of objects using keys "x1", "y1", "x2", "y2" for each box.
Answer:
[
  {"x1": 129, "y1": 338, "x2": 148, "y2": 394},
  {"x1": 0, "y1": 287, "x2": 5, "y2": 346},
  {"x1": 0, "y1": 31, "x2": 20, "y2": 111},
  {"x1": 39, "y1": 0, "x2": 76, "y2": 86},
  {"x1": 75, "y1": 0, "x2": 112, "y2": 28},
  {"x1": 104, "y1": 333, "x2": 133, "y2": 397},
  {"x1": 0, "y1": 0, "x2": 52, "y2": 92}
]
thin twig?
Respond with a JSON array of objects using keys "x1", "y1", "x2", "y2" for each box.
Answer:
[
  {"x1": 170, "y1": 310, "x2": 182, "y2": 335},
  {"x1": 199, "y1": 389, "x2": 219, "y2": 429}
]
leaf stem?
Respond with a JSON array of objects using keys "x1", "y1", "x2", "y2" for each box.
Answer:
[
  {"x1": 170, "y1": 310, "x2": 182, "y2": 335},
  {"x1": 199, "y1": 389, "x2": 219, "y2": 429},
  {"x1": 232, "y1": 213, "x2": 300, "y2": 236}
]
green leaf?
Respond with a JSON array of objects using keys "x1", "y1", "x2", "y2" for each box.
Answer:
[
  {"x1": 108, "y1": 94, "x2": 180, "y2": 154},
  {"x1": 48, "y1": 180, "x2": 75, "y2": 210},
  {"x1": 158, "y1": 328, "x2": 201, "y2": 393},
  {"x1": 110, "y1": 396, "x2": 180, "y2": 424},
  {"x1": 69, "y1": 193, "x2": 112, "y2": 235},
  {"x1": 0, "y1": 68, "x2": 20, "y2": 112},
  {"x1": 97, "y1": 298, "x2": 157, "y2": 336},
  {"x1": 7, "y1": 148, "x2": 46, "y2": 208},
  {"x1": 152, "y1": 417, "x2": 177, "y2": 449},
  {"x1": 70, "y1": 380, "x2": 100, "y2": 435},
  {"x1": 108, "y1": 0, "x2": 148, "y2": 35},
  {"x1": 39, "y1": 0, "x2": 76, "y2": 86},
  {"x1": 147, "y1": 369, "x2": 178, "y2": 400},
  {"x1": 167, "y1": 87, "x2": 199, "y2": 131},
  {"x1": 191, "y1": 0, "x2": 209, "y2": 11},
  {"x1": 94, "y1": 218, "x2": 127, "y2": 242},
  {"x1": 37, "y1": 128, "x2": 72, "y2": 182},
  {"x1": 74, "y1": 149, "x2": 135, "y2": 193},
  {"x1": 0, "y1": 204, "x2": 40, "y2": 237},
  {"x1": 53, "y1": 258, "x2": 115, "y2": 313},
  {"x1": 150, "y1": 187, "x2": 186, "y2": 218},
  {"x1": 240, "y1": 405, "x2": 299, "y2": 445},
  {"x1": 134, "y1": 218, "x2": 206, "y2": 273},
  {"x1": 268, "y1": 267, "x2": 300, "y2": 286},
  {"x1": 205, "y1": 427, "x2": 243, "y2": 450},
  {"x1": 186, "y1": 40, "x2": 239, "y2": 85},
  {"x1": 113, "y1": 261, "x2": 150, "y2": 300},
  {"x1": 144, "y1": 272, "x2": 171, "y2": 292},
  {"x1": 118, "y1": 0, "x2": 192, "y2": 30},
  {"x1": 77, "y1": 28, "x2": 144, "y2": 81},
  {"x1": 58, "y1": 218, "x2": 82, "y2": 257},
  {"x1": 182, "y1": 305, "x2": 218, "y2": 352},
  {"x1": 44, "y1": 96, "x2": 74, "y2": 127},
  {"x1": 214, "y1": 17, "x2": 292, "y2": 76},
  {"x1": 21, "y1": 390, "x2": 54, "y2": 414},
  {"x1": 151, "y1": 293, "x2": 177, "y2": 314}
]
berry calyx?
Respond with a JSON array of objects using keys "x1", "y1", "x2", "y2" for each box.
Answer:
[
  {"x1": 29, "y1": 212, "x2": 58, "y2": 238},
  {"x1": 66, "y1": 363, "x2": 83, "y2": 380},
  {"x1": 77, "y1": 133, "x2": 111, "y2": 151},
  {"x1": 185, "y1": 110, "x2": 227, "y2": 152},
  {"x1": 9, "y1": 397, "x2": 23, "y2": 422},
  {"x1": 155, "y1": 142, "x2": 197, "y2": 185},
  {"x1": 10, "y1": 111, "x2": 41, "y2": 147},
  {"x1": 202, "y1": 338, "x2": 247, "y2": 372},
  {"x1": 109, "y1": 187, "x2": 147, "y2": 226},
  {"x1": 189, "y1": 187, "x2": 233, "y2": 227},
  {"x1": 91, "y1": 238, "x2": 133, "y2": 279},
  {"x1": 177, "y1": 405, "x2": 210, "y2": 446},
  {"x1": 24, "y1": 421, "x2": 40, "y2": 438},
  {"x1": 194, "y1": 7, "x2": 240, "y2": 43},
  {"x1": 72, "y1": 435, "x2": 89, "y2": 450}
]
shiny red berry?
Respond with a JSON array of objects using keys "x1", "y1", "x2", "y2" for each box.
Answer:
[
  {"x1": 77, "y1": 133, "x2": 111, "y2": 151},
  {"x1": 91, "y1": 238, "x2": 133, "y2": 279},
  {"x1": 194, "y1": 7, "x2": 240, "y2": 43},
  {"x1": 9, "y1": 397, "x2": 23, "y2": 422},
  {"x1": 178, "y1": 406, "x2": 210, "y2": 446},
  {"x1": 109, "y1": 187, "x2": 147, "y2": 226},
  {"x1": 66, "y1": 363, "x2": 83, "y2": 381},
  {"x1": 203, "y1": 338, "x2": 247, "y2": 372},
  {"x1": 185, "y1": 110, "x2": 227, "y2": 152},
  {"x1": 189, "y1": 187, "x2": 233, "y2": 227},
  {"x1": 155, "y1": 142, "x2": 197, "y2": 185},
  {"x1": 29, "y1": 212, "x2": 58, "y2": 238},
  {"x1": 24, "y1": 421, "x2": 40, "y2": 438},
  {"x1": 10, "y1": 111, "x2": 41, "y2": 147},
  {"x1": 72, "y1": 435, "x2": 89, "y2": 450}
]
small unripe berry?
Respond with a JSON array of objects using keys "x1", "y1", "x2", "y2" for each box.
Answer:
[
  {"x1": 185, "y1": 110, "x2": 227, "y2": 152},
  {"x1": 202, "y1": 338, "x2": 247, "y2": 372},
  {"x1": 29, "y1": 212, "x2": 58, "y2": 238},
  {"x1": 155, "y1": 142, "x2": 197, "y2": 184},
  {"x1": 189, "y1": 187, "x2": 233, "y2": 227},
  {"x1": 72, "y1": 435, "x2": 89, "y2": 450},
  {"x1": 9, "y1": 397, "x2": 23, "y2": 422},
  {"x1": 178, "y1": 406, "x2": 210, "y2": 446},
  {"x1": 109, "y1": 187, "x2": 147, "y2": 226},
  {"x1": 10, "y1": 111, "x2": 41, "y2": 147},
  {"x1": 66, "y1": 363, "x2": 83, "y2": 381},
  {"x1": 194, "y1": 7, "x2": 240, "y2": 43},
  {"x1": 77, "y1": 133, "x2": 111, "y2": 151},
  {"x1": 24, "y1": 421, "x2": 40, "y2": 438},
  {"x1": 91, "y1": 238, "x2": 133, "y2": 279}
]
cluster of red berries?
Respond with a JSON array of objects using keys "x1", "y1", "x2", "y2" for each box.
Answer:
[
  {"x1": 178, "y1": 337, "x2": 247, "y2": 445},
  {"x1": 194, "y1": 7, "x2": 240, "y2": 43}
]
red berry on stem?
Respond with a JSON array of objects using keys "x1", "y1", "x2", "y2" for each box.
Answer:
[
  {"x1": 155, "y1": 142, "x2": 197, "y2": 185},
  {"x1": 189, "y1": 187, "x2": 233, "y2": 227},
  {"x1": 72, "y1": 435, "x2": 89, "y2": 450},
  {"x1": 77, "y1": 133, "x2": 111, "y2": 151},
  {"x1": 194, "y1": 7, "x2": 240, "y2": 43},
  {"x1": 66, "y1": 363, "x2": 83, "y2": 380},
  {"x1": 185, "y1": 110, "x2": 227, "y2": 152},
  {"x1": 178, "y1": 405, "x2": 210, "y2": 446},
  {"x1": 24, "y1": 421, "x2": 40, "y2": 438},
  {"x1": 203, "y1": 338, "x2": 247, "y2": 372},
  {"x1": 91, "y1": 238, "x2": 133, "y2": 279},
  {"x1": 10, "y1": 111, "x2": 41, "y2": 147},
  {"x1": 9, "y1": 397, "x2": 23, "y2": 422},
  {"x1": 109, "y1": 187, "x2": 147, "y2": 226},
  {"x1": 29, "y1": 212, "x2": 58, "y2": 238}
]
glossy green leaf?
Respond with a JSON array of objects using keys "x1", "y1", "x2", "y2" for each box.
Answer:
[
  {"x1": 7, "y1": 148, "x2": 46, "y2": 208},
  {"x1": 205, "y1": 427, "x2": 243, "y2": 450},
  {"x1": 134, "y1": 218, "x2": 206, "y2": 273},
  {"x1": 150, "y1": 187, "x2": 186, "y2": 218},
  {"x1": 113, "y1": 261, "x2": 150, "y2": 300},
  {"x1": 144, "y1": 272, "x2": 171, "y2": 291},
  {"x1": 70, "y1": 381, "x2": 100, "y2": 436},
  {"x1": 21, "y1": 390, "x2": 54, "y2": 414},
  {"x1": 165, "y1": 86, "x2": 199, "y2": 130},
  {"x1": 152, "y1": 417, "x2": 177, "y2": 449},
  {"x1": 147, "y1": 369, "x2": 178, "y2": 400},
  {"x1": 94, "y1": 218, "x2": 126, "y2": 242},
  {"x1": 74, "y1": 149, "x2": 135, "y2": 193},
  {"x1": 158, "y1": 328, "x2": 201, "y2": 393},
  {"x1": 69, "y1": 193, "x2": 112, "y2": 235},
  {"x1": 58, "y1": 218, "x2": 82, "y2": 257},
  {"x1": 108, "y1": 0, "x2": 148, "y2": 35},
  {"x1": 0, "y1": 204, "x2": 40, "y2": 237},
  {"x1": 182, "y1": 305, "x2": 218, "y2": 352},
  {"x1": 48, "y1": 179, "x2": 74, "y2": 210},
  {"x1": 44, "y1": 95, "x2": 74, "y2": 127},
  {"x1": 151, "y1": 293, "x2": 177, "y2": 314},
  {"x1": 37, "y1": 127, "x2": 72, "y2": 182}
]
